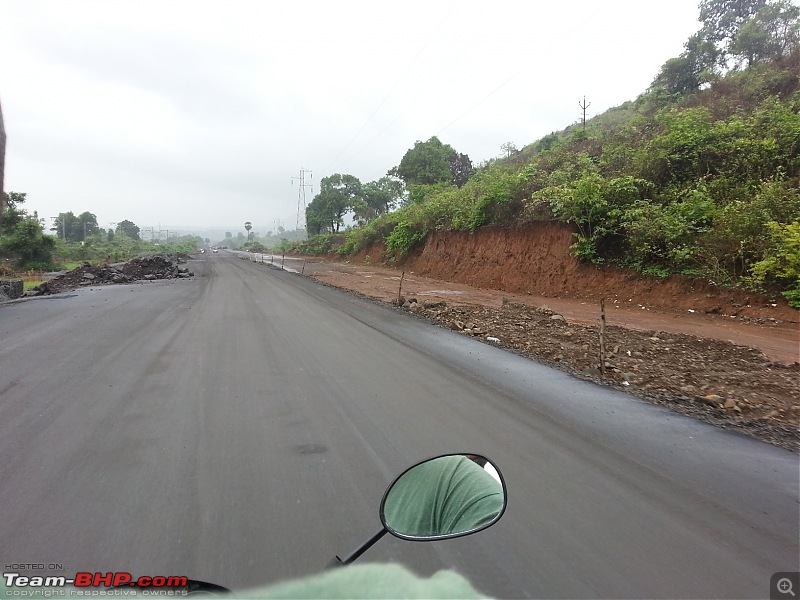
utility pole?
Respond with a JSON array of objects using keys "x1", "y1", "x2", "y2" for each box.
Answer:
[
  {"x1": 291, "y1": 168, "x2": 313, "y2": 235},
  {"x1": 579, "y1": 96, "x2": 591, "y2": 131}
]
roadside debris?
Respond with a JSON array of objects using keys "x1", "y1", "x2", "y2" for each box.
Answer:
[
  {"x1": 23, "y1": 254, "x2": 194, "y2": 297},
  {"x1": 397, "y1": 298, "x2": 799, "y2": 451}
]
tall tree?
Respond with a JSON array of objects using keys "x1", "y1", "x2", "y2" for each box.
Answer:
[
  {"x1": 1, "y1": 192, "x2": 28, "y2": 233},
  {"x1": 730, "y1": 1, "x2": 800, "y2": 66},
  {"x1": 698, "y1": 0, "x2": 767, "y2": 66},
  {"x1": 651, "y1": 32, "x2": 720, "y2": 94},
  {"x1": 115, "y1": 219, "x2": 140, "y2": 240},
  {"x1": 358, "y1": 177, "x2": 405, "y2": 222},
  {"x1": 449, "y1": 153, "x2": 474, "y2": 188},
  {"x1": 306, "y1": 173, "x2": 363, "y2": 233},
  {"x1": 390, "y1": 137, "x2": 457, "y2": 186},
  {"x1": 77, "y1": 211, "x2": 100, "y2": 240}
]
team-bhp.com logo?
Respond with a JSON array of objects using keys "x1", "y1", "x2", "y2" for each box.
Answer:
[{"x1": 4, "y1": 571, "x2": 188, "y2": 592}]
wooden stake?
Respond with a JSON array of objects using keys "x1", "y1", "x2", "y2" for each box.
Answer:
[
  {"x1": 397, "y1": 270, "x2": 405, "y2": 305},
  {"x1": 599, "y1": 298, "x2": 607, "y2": 377}
]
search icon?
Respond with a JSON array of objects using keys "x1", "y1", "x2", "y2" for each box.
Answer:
[{"x1": 778, "y1": 578, "x2": 796, "y2": 597}]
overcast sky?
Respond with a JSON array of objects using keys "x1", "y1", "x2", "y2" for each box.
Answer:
[{"x1": 1, "y1": 0, "x2": 702, "y2": 238}]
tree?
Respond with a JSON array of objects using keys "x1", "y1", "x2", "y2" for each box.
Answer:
[
  {"x1": 449, "y1": 153, "x2": 474, "y2": 188},
  {"x1": 651, "y1": 32, "x2": 720, "y2": 94},
  {"x1": 500, "y1": 142, "x2": 519, "y2": 159},
  {"x1": 390, "y1": 137, "x2": 457, "y2": 186},
  {"x1": 77, "y1": 212, "x2": 100, "y2": 240},
  {"x1": 306, "y1": 173, "x2": 363, "y2": 233},
  {"x1": 358, "y1": 177, "x2": 405, "y2": 223},
  {"x1": 0, "y1": 217, "x2": 55, "y2": 268},
  {"x1": 1, "y1": 192, "x2": 28, "y2": 233},
  {"x1": 699, "y1": 0, "x2": 767, "y2": 66},
  {"x1": 244, "y1": 221, "x2": 253, "y2": 240},
  {"x1": 53, "y1": 212, "x2": 76, "y2": 241},
  {"x1": 53, "y1": 211, "x2": 99, "y2": 241},
  {"x1": 731, "y1": 1, "x2": 800, "y2": 66},
  {"x1": 115, "y1": 219, "x2": 140, "y2": 240}
]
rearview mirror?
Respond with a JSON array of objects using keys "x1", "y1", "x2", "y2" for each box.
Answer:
[{"x1": 380, "y1": 453, "x2": 507, "y2": 540}]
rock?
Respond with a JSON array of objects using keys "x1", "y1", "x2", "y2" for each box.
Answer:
[
  {"x1": 0, "y1": 279, "x2": 23, "y2": 300},
  {"x1": 422, "y1": 300, "x2": 446, "y2": 309},
  {"x1": 486, "y1": 336, "x2": 501, "y2": 343},
  {"x1": 698, "y1": 394, "x2": 722, "y2": 407},
  {"x1": 550, "y1": 314, "x2": 566, "y2": 322},
  {"x1": 450, "y1": 321, "x2": 465, "y2": 331},
  {"x1": 82, "y1": 272, "x2": 96, "y2": 280},
  {"x1": 723, "y1": 398, "x2": 737, "y2": 410}
]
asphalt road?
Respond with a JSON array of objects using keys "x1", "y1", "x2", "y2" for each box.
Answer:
[{"x1": 1, "y1": 252, "x2": 797, "y2": 598}]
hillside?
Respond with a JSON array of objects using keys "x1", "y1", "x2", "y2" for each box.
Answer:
[{"x1": 295, "y1": 2, "x2": 800, "y2": 309}]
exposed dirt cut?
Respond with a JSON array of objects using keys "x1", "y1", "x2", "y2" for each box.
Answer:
[{"x1": 354, "y1": 222, "x2": 798, "y2": 322}]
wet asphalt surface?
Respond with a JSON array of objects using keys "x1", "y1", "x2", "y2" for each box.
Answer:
[{"x1": 1, "y1": 252, "x2": 797, "y2": 598}]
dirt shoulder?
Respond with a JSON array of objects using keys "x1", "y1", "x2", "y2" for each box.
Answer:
[{"x1": 286, "y1": 256, "x2": 799, "y2": 451}]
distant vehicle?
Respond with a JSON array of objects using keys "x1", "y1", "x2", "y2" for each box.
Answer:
[
  {"x1": 212, "y1": 248, "x2": 218, "y2": 253},
  {"x1": 199, "y1": 249, "x2": 205, "y2": 254}
]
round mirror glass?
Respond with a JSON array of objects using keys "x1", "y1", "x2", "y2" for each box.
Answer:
[{"x1": 380, "y1": 454, "x2": 507, "y2": 540}]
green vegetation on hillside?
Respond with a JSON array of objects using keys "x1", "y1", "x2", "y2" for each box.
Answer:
[{"x1": 295, "y1": 0, "x2": 800, "y2": 306}]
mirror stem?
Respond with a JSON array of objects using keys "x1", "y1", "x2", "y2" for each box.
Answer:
[{"x1": 334, "y1": 528, "x2": 388, "y2": 567}]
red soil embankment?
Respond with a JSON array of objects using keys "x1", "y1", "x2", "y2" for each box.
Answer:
[{"x1": 352, "y1": 222, "x2": 798, "y2": 322}]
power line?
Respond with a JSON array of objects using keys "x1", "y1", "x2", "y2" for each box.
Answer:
[
  {"x1": 435, "y1": 70, "x2": 522, "y2": 137},
  {"x1": 322, "y1": 1, "x2": 458, "y2": 175}
]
